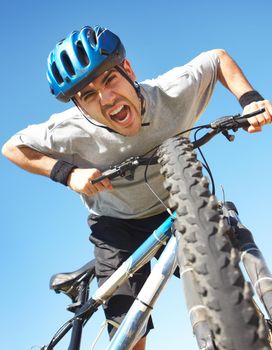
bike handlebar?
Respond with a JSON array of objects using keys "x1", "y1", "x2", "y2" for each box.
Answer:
[
  {"x1": 91, "y1": 157, "x2": 158, "y2": 184},
  {"x1": 91, "y1": 108, "x2": 265, "y2": 184}
]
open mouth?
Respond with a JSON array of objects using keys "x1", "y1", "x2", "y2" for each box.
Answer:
[{"x1": 109, "y1": 105, "x2": 131, "y2": 124}]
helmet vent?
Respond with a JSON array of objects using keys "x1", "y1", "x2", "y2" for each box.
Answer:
[
  {"x1": 61, "y1": 52, "x2": 76, "y2": 77},
  {"x1": 76, "y1": 41, "x2": 89, "y2": 67},
  {"x1": 88, "y1": 29, "x2": 98, "y2": 46},
  {"x1": 52, "y1": 62, "x2": 64, "y2": 84}
]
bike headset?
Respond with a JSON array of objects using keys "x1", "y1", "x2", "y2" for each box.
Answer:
[{"x1": 47, "y1": 25, "x2": 147, "y2": 133}]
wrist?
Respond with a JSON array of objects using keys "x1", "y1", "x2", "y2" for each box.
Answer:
[
  {"x1": 50, "y1": 160, "x2": 78, "y2": 186},
  {"x1": 239, "y1": 90, "x2": 264, "y2": 109},
  {"x1": 66, "y1": 167, "x2": 77, "y2": 188}
]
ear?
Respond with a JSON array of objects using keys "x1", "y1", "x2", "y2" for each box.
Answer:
[{"x1": 122, "y1": 59, "x2": 137, "y2": 81}]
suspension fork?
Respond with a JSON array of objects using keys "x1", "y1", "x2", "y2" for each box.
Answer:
[{"x1": 222, "y1": 201, "x2": 272, "y2": 319}]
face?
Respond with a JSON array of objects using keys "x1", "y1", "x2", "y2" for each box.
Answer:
[{"x1": 74, "y1": 60, "x2": 142, "y2": 136}]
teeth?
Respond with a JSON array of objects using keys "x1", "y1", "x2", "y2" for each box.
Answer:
[{"x1": 110, "y1": 105, "x2": 124, "y2": 116}]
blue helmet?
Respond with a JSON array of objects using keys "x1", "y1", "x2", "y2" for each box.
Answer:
[{"x1": 47, "y1": 25, "x2": 126, "y2": 102}]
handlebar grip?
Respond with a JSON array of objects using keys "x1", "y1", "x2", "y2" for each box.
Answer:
[
  {"x1": 235, "y1": 108, "x2": 265, "y2": 128},
  {"x1": 91, "y1": 174, "x2": 108, "y2": 184},
  {"x1": 91, "y1": 169, "x2": 119, "y2": 184},
  {"x1": 235, "y1": 117, "x2": 251, "y2": 128}
]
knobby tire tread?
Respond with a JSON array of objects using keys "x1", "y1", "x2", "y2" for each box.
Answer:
[{"x1": 158, "y1": 136, "x2": 270, "y2": 350}]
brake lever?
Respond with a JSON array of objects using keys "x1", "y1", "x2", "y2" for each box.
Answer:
[
  {"x1": 210, "y1": 114, "x2": 241, "y2": 129},
  {"x1": 222, "y1": 130, "x2": 235, "y2": 142},
  {"x1": 91, "y1": 157, "x2": 141, "y2": 184}
]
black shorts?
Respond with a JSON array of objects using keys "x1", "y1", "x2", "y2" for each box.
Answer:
[{"x1": 88, "y1": 211, "x2": 171, "y2": 338}]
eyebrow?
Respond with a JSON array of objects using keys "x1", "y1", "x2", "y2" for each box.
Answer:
[
  {"x1": 80, "y1": 69, "x2": 116, "y2": 101},
  {"x1": 101, "y1": 69, "x2": 116, "y2": 84}
]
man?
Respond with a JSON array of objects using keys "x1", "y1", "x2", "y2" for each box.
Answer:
[{"x1": 2, "y1": 25, "x2": 272, "y2": 349}]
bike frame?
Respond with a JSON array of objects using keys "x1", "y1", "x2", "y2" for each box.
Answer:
[
  {"x1": 45, "y1": 201, "x2": 272, "y2": 350},
  {"x1": 107, "y1": 202, "x2": 272, "y2": 350},
  {"x1": 106, "y1": 234, "x2": 178, "y2": 349},
  {"x1": 46, "y1": 214, "x2": 176, "y2": 350}
]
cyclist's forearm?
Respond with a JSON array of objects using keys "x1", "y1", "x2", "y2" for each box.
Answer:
[
  {"x1": 212, "y1": 49, "x2": 272, "y2": 133},
  {"x1": 213, "y1": 49, "x2": 254, "y2": 98},
  {"x1": 2, "y1": 142, "x2": 57, "y2": 177}
]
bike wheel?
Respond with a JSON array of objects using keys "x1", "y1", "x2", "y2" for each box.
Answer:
[{"x1": 157, "y1": 136, "x2": 270, "y2": 350}]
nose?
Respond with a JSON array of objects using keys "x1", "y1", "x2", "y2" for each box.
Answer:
[{"x1": 99, "y1": 88, "x2": 116, "y2": 106}]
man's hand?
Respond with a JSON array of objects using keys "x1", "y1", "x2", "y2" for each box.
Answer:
[
  {"x1": 67, "y1": 168, "x2": 113, "y2": 196},
  {"x1": 244, "y1": 100, "x2": 272, "y2": 133}
]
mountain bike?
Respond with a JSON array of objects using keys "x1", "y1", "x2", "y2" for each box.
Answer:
[{"x1": 41, "y1": 108, "x2": 272, "y2": 350}]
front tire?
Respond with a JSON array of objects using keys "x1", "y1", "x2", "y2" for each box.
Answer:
[{"x1": 158, "y1": 136, "x2": 270, "y2": 350}]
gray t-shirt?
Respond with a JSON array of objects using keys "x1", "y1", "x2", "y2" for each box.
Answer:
[{"x1": 10, "y1": 51, "x2": 219, "y2": 219}]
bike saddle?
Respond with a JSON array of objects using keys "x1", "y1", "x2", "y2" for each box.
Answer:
[{"x1": 49, "y1": 259, "x2": 95, "y2": 301}]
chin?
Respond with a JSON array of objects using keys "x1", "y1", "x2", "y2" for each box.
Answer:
[
  {"x1": 115, "y1": 118, "x2": 141, "y2": 136},
  {"x1": 124, "y1": 123, "x2": 142, "y2": 136}
]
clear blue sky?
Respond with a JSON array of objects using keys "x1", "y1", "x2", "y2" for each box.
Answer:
[{"x1": 1, "y1": 1, "x2": 272, "y2": 349}]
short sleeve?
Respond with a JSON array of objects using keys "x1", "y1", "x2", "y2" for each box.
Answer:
[
  {"x1": 7, "y1": 108, "x2": 81, "y2": 162},
  {"x1": 142, "y1": 51, "x2": 219, "y2": 121},
  {"x1": 155, "y1": 51, "x2": 219, "y2": 98}
]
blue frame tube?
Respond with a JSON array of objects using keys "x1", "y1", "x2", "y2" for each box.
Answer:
[
  {"x1": 92, "y1": 213, "x2": 176, "y2": 303},
  {"x1": 106, "y1": 235, "x2": 178, "y2": 349}
]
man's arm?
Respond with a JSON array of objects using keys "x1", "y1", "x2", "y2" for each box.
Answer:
[
  {"x1": 212, "y1": 48, "x2": 254, "y2": 98},
  {"x1": 2, "y1": 141, "x2": 112, "y2": 195},
  {"x1": 2, "y1": 142, "x2": 57, "y2": 176},
  {"x1": 212, "y1": 49, "x2": 272, "y2": 132}
]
